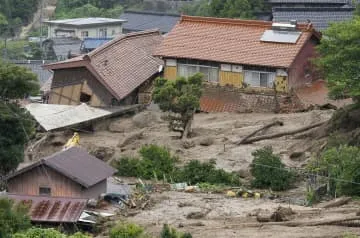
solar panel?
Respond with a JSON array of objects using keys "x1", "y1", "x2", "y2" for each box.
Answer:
[{"x1": 260, "y1": 30, "x2": 302, "y2": 44}]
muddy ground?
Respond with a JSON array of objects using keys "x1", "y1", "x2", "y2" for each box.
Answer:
[{"x1": 30, "y1": 109, "x2": 360, "y2": 237}]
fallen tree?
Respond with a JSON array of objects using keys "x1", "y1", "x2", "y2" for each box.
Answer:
[
  {"x1": 238, "y1": 121, "x2": 326, "y2": 144},
  {"x1": 236, "y1": 120, "x2": 284, "y2": 145}
]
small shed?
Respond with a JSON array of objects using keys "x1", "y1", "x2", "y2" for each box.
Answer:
[{"x1": 7, "y1": 147, "x2": 116, "y2": 199}]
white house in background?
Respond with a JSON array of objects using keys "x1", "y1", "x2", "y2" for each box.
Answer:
[{"x1": 43, "y1": 18, "x2": 127, "y2": 40}]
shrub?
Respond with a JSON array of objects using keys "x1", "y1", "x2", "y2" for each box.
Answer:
[
  {"x1": 312, "y1": 145, "x2": 360, "y2": 196},
  {"x1": 0, "y1": 198, "x2": 31, "y2": 238},
  {"x1": 116, "y1": 145, "x2": 240, "y2": 186},
  {"x1": 12, "y1": 228, "x2": 91, "y2": 238},
  {"x1": 179, "y1": 159, "x2": 241, "y2": 185},
  {"x1": 160, "y1": 224, "x2": 192, "y2": 238},
  {"x1": 110, "y1": 222, "x2": 146, "y2": 238},
  {"x1": 250, "y1": 147, "x2": 295, "y2": 191}
]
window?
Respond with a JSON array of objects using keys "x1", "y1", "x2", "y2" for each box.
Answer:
[
  {"x1": 111, "y1": 30, "x2": 116, "y2": 35},
  {"x1": 80, "y1": 92, "x2": 92, "y2": 103},
  {"x1": 81, "y1": 31, "x2": 89, "y2": 37},
  {"x1": 178, "y1": 64, "x2": 219, "y2": 83},
  {"x1": 99, "y1": 28, "x2": 107, "y2": 37},
  {"x1": 244, "y1": 71, "x2": 275, "y2": 88},
  {"x1": 39, "y1": 187, "x2": 51, "y2": 196}
]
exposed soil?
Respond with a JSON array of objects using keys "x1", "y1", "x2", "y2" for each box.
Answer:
[{"x1": 29, "y1": 108, "x2": 360, "y2": 237}]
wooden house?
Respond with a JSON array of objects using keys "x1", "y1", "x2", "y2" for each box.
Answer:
[
  {"x1": 43, "y1": 30, "x2": 163, "y2": 107},
  {"x1": 6, "y1": 147, "x2": 116, "y2": 199}
]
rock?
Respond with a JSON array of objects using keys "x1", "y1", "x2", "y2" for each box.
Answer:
[
  {"x1": 132, "y1": 111, "x2": 159, "y2": 128},
  {"x1": 182, "y1": 140, "x2": 196, "y2": 149},
  {"x1": 186, "y1": 211, "x2": 207, "y2": 219},
  {"x1": 89, "y1": 146, "x2": 115, "y2": 162},
  {"x1": 234, "y1": 120, "x2": 244, "y2": 128},
  {"x1": 226, "y1": 191, "x2": 236, "y2": 197},
  {"x1": 256, "y1": 210, "x2": 272, "y2": 222},
  {"x1": 289, "y1": 151, "x2": 306, "y2": 162},
  {"x1": 118, "y1": 130, "x2": 144, "y2": 148},
  {"x1": 238, "y1": 169, "x2": 251, "y2": 179},
  {"x1": 185, "y1": 186, "x2": 197, "y2": 193},
  {"x1": 199, "y1": 137, "x2": 214, "y2": 146},
  {"x1": 108, "y1": 118, "x2": 134, "y2": 133},
  {"x1": 87, "y1": 199, "x2": 98, "y2": 208}
]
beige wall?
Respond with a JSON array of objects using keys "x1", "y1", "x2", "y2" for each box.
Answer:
[
  {"x1": 47, "y1": 24, "x2": 123, "y2": 40},
  {"x1": 163, "y1": 63, "x2": 289, "y2": 93}
]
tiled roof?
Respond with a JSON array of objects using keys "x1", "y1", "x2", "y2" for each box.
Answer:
[
  {"x1": 7, "y1": 147, "x2": 116, "y2": 188},
  {"x1": 45, "y1": 30, "x2": 163, "y2": 100},
  {"x1": 8, "y1": 194, "x2": 87, "y2": 223},
  {"x1": 273, "y1": 7, "x2": 354, "y2": 30},
  {"x1": 43, "y1": 37, "x2": 82, "y2": 60},
  {"x1": 154, "y1": 15, "x2": 319, "y2": 68},
  {"x1": 120, "y1": 11, "x2": 180, "y2": 34},
  {"x1": 9, "y1": 60, "x2": 54, "y2": 86}
]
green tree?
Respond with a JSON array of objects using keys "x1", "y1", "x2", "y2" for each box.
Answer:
[
  {"x1": 13, "y1": 228, "x2": 91, "y2": 238},
  {"x1": 310, "y1": 145, "x2": 360, "y2": 196},
  {"x1": 316, "y1": 17, "x2": 360, "y2": 102},
  {"x1": 160, "y1": 224, "x2": 192, "y2": 238},
  {"x1": 153, "y1": 73, "x2": 203, "y2": 139},
  {"x1": 250, "y1": 147, "x2": 295, "y2": 191},
  {"x1": 0, "y1": 61, "x2": 39, "y2": 179},
  {"x1": 110, "y1": 222, "x2": 146, "y2": 238},
  {"x1": 0, "y1": 198, "x2": 31, "y2": 238}
]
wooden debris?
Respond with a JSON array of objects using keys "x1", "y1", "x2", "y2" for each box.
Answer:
[
  {"x1": 239, "y1": 121, "x2": 326, "y2": 144},
  {"x1": 236, "y1": 120, "x2": 284, "y2": 145},
  {"x1": 317, "y1": 197, "x2": 352, "y2": 209}
]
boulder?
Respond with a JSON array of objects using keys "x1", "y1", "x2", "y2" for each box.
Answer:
[
  {"x1": 118, "y1": 130, "x2": 144, "y2": 148},
  {"x1": 132, "y1": 111, "x2": 159, "y2": 128},
  {"x1": 89, "y1": 146, "x2": 115, "y2": 162},
  {"x1": 199, "y1": 137, "x2": 214, "y2": 146},
  {"x1": 182, "y1": 140, "x2": 196, "y2": 149},
  {"x1": 108, "y1": 118, "x2": 134, "y2": 133}
]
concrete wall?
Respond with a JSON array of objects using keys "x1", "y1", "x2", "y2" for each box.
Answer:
[{"x1": 48, "y1": 24, "x2": 123, "y2": 40}]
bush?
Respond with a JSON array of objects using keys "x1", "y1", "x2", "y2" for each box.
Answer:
[
  {"x1": 13, "y1": 228, "x2": 91, "y2": 238},
  {"x1": 311, "y1": 145, "x2": 360, "y2": 196},
  {"x1": 116, "y1": 145, "x2": 240, "y2": 186},
  {"x1": 110, "y1": 222, "x2": 147, "y2": 238},
  {"x1": 178, "y1": 159, "x2": 240, "y2": 186},
  {"x1": 250, "y1": 147, "x2": 295, "y2": 191},
  {"x1": 160, "y1": 224, "x2": 192, "y2": 238},
  {"x1": 0, "y1": 198, "x2": 31, "y2": 238}
]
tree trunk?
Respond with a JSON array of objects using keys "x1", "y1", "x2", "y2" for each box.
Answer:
[
  {"x1": 236, "y1": 120, "x2": 284, "y2": 145},
  {"x1": 239, "y1": 122, "x2": 326, "y2": 144}
]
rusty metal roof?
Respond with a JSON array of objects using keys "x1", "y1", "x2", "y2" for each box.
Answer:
[{"x1": 8, "y1": 194, "x2": 87, "y2": 223}]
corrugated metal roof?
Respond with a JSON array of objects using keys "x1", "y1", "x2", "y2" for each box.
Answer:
[
  {"x1": 8, "y1": 194, "x2": 87, "y2": 223},
  {"x1": 120, "y1": 11, "x2": 180, "y2": 33},
  {"x1": 25, "y1": 103, "x2": 137, "y2": 131},
  {"x1": 44, "y1": 18, "x2": 126, "y2": 26},
  {"x1": 82, "y1": 38, "x2": 112, "y2": 50}
]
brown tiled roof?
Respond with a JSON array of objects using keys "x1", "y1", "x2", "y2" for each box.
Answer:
[
  {"x1": 7, "y1": 147, "x2": 116, "y2": 188},
  {"x1": 155, "y1": 15, "x2": 320, "y2": 68},
  {"x1": 8, "y1": 194, "x2": 87, "y2": 223},
  {"x1": 44, "y1": 30, "x2": 164, "y2": 100}
]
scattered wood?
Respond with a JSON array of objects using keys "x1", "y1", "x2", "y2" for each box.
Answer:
[
  {"x1": 236, "y1": 120, "x2": 284, "y2": 145},
  {"x1": 317, "y1": 197, "x2": 352, "y2": 209},
  {"x1": 239, "y1": 121, "x2": 326, "y2": 144}
]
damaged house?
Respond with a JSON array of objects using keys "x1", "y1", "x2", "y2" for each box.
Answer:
[
  {"x1": 44, "y1": 30, "x2": 163, "y2": 107},
  {"x1": 6, "y1": 147, "x2": 116, "y2": 199},
  {"x1": 154, "y1": 15, "x2": 321, "y2": 112}
]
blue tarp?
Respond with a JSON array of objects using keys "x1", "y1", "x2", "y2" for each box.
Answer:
[{"x1": 82, "y1": 38, "x2": 112, "y2": 51}]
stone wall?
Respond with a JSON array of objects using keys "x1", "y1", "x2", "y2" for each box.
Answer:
[{"x1": 200, "y1": 84, "x2": 304, "y2": 113}]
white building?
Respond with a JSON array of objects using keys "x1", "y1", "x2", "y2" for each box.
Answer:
[{"x1": 44, "y1": 18, "x2": 127, "y2": 40}]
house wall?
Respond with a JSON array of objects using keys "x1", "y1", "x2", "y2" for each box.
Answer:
[
  {"x1": 7, "y1": 165, "x2": 82, "y2": 197},
  {"x1": 47, "y1": 24, "x2": 123, "y2": 40},
  {"x1": 81, "y1": 179, "x2": 107, "y2": 198},
  {"x1": 49, "y1": 67, "x2": 114, "y2": 107},
  {"x1": 163, "y1": 59, "x2": 289, "y2": 93},
  {"x1": 288, "y1": 38, "x2": 318, "y2": 90}
]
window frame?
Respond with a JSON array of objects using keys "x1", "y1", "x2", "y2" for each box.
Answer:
[
  {"x1": 39, "y1": 186, "x2": 51, "y2": 196},
  {"x1": 244, "y1": 70, "x2": 275, "y2": 88},
  {"x1": 81, "y1": 31, "x2": 89, "y2": 37},
  {"x1": 99, "y1": 28, "x2": 107, "y2": 37},
  {"x1": 177, "y1": 63, "x2": 219, "y2": 83}
]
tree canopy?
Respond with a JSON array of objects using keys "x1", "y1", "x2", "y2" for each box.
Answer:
[
  {"x1": 181, "y1": 0, "x2": 267, "y2": 19},
  {"x1": 316, "y1": 17, "x2": 360, "y2": 102},
  {"x1": 152, "y1": 73, "x2": 203, "y2": 138},
  {"x1": 0, "y1": 61, "x2": 38, "y2": 178}
]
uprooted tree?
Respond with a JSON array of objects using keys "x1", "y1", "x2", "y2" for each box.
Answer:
[{"x1": 152, "y1": 73, "x2": 203, "y2": 139}]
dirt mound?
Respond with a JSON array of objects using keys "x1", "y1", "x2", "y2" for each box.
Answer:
[
  {"x1": 132, "y1": 111, "x2": 160, "y2": 128},
  {"x1": 89, "y1": 146, "x2": 115, "y2": 162}
]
